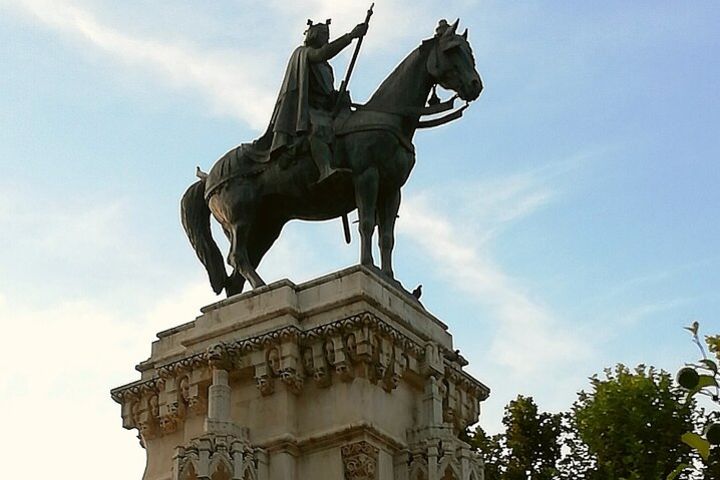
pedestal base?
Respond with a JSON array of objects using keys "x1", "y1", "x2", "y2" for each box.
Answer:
[{"x1": 111, "y1": 266, "x2": 489, "y2": 480}]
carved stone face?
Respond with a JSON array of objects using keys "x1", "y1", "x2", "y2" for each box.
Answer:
[
  {"x1": 314, "y1": 366, "x2": 327, "y2": 382},
  {"x1": 324, "y1": 339, "x2": 335, "y2": 365},
  {"x1": 345, "y1": 333, "x2": 357, "y2": 355},
  {"x1": 302, "y1": 348, "x2": 314, "y2": 371},
  {"x1": 131, "y1": 401, "x2": 141, "y2": 425},
  {"x1": 149, "y1": 395, "x2": 160, "y2": 418},
  {"x1": 402, "y1": 352, "x2": 410, "y2": 370},
  {"x1": 139, "y1": 421, "x2": 151, "y2": 436},
  {"x1": 373, "y1": 335, "x2": 382, "y2": 357},
  {"x1": 179, "y1": 376, "x2": 190, "y2": 402},
  {"x1": 206, "y1": 343, "x2": 226, "y2": 369},
  {"x1": 267, "y1": 348, "x2": 280, "y2": 375},
  {"x1": 159, "y1": 416, "x2": 174, "y2": 432}
]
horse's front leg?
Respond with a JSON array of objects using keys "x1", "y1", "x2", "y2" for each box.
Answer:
[
  {"x1": 378, "y1": 189, "x2": 401, "y2": 279},
  {"x1": 353, "y1": 168, "x2": 379, "y2": 267}
]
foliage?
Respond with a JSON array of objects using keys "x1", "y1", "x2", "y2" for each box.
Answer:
[
  {"x1": 706, "y1": 335, "x2": 720, "y2": 362},
  {"x1": 467, "y1": 426, "x2": 504, "y2": 480},
  {"x1": 468, "y1": 395, "x2": 562, "y2": 480},
  {"x1": 467, "y1": 325, "x2": 719, "y2": 480},
  {"x1": 568, "y1": 364, "x2": 695, "y2": 480},
  {"x1": 503, "y1": 396, "x2": 562, "y2": 480},
  {"x1": 669, "y1": 323, "x2": 720, "y2": 478},
  {"x1": 702, "y1": 412, "x2": 720, "y2": 479}
]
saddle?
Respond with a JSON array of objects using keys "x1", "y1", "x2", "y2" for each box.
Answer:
[
  {"x1": 203, "y1": 109, "x2": 350, "y2": 200},
  {"x1": 203, "y1": 101, "x2": 431, "y2": 201}
]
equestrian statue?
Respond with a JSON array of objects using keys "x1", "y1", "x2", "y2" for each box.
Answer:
[{"x1": 181, "y1": 8, "x2": 483, "y2": 297}]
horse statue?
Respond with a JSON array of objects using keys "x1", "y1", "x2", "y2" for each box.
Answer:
[{"x1": 181, "y1": 19, "x2": 483, "y2": 297}]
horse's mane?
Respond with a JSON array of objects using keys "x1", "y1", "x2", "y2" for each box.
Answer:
[{"x1": 365, "y1": 37, "x2": 436, "y2": 110}]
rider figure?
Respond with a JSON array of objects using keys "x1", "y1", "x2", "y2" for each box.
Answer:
[{"x1": 268, "y1": 19, "x2": 368, "y2": 184}]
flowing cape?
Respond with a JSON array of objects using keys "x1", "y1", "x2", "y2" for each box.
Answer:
[{"x1": 269, "y1": 46, "x2": 312, "y2": 154}]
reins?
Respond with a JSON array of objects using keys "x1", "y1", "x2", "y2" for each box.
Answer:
[
  {"x1": 351, "y1": 92, "x2": 470, "y2": 129},
  {"x1": 348, "y1": 37, "x2": 473, "y2": 129}
]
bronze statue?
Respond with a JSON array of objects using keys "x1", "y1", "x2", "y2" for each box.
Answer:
[
  {"x1": 181, "y1": 15, "x2": 483, "y2": 296},
  {"x1": 269, "y1": 18, "x2": 367, "y2": 184}
]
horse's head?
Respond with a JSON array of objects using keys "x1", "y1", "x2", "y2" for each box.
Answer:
[{"x1": 427, "y1": 19, "x2": 483, "y2": 102}]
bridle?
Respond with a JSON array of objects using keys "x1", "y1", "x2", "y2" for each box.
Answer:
[{"x1": 349, "y1": 37, "x2": 474, "y2": 129}]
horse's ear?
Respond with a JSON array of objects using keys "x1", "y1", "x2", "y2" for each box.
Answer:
[
  {"x1": 462, "y1": 28, "x2": 468, "y2": 40},
  {"x1": 449, "y1": 18, "x2": 460, "y2": 35}
]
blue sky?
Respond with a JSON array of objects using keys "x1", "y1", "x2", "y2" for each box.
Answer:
[{"x1": 1, "y1": 1, "x2": 718, "y2": 477}]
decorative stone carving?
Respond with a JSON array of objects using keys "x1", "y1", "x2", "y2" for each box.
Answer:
[
  {"x1": 341, "y1": 441, "x2": 379, "y2": 480},
  {"x1": 113, "y1": 311, "x2": 488, "y2": 443},
  {"x1": 344, "y1": 332, "x2": 358, "y2": 360},
  {"x1": 406, "y1": 426, "x2": 485, "y2": 480},
  {"x1": 301, "y1": 347, "x2": 314, "y2": 376},
  {"x1": 324, "y1": 338, "x2": 336, "y2": 366},
  {"x1": 111, "y1": 267, "x2": 491, "y2": 480},
  {"x1": 173, "y1": 432, "x2": 265, "y2": 480},
  {"x1": 137, "y1": 394, "x2": 161, "y2": 441},
  {"x1": 207, "y1": 343, "x2": 232, "y2": 370},
  {"x1": 255, "y1": 371, "x2": 274, "y2": 397},
  {"x1": 280, "y1": 367, "x2": 304, "y2": 394},
  {"x1": 266, "y1": 347, "x2": 281, "y2": 376}
]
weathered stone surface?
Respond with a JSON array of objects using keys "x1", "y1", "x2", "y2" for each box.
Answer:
[{"x1": 112, "y1": 266, "x2": 489, "y2": 479}]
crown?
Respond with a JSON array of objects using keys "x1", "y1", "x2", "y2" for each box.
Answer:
[{"x1": 305, "y1": 18, "x2": 331, "y2": 34}]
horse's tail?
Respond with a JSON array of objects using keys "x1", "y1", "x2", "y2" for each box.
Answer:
[{"x1": 180, "y1": 179, "x2": 227, "y2": 294}]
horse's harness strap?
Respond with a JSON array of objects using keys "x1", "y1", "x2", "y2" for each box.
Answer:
[
  {"x1": 350, "y1": 94, "x2": 457, "y2": 117},
  {"x1": 350, "y1": 91, "x2": 470, "y2": 129},
  {"x1": 417, "y1": 103, "x2": 470, "y2": 128},
  {"x1": 336, "y1": 124, "x2": 416, "y2": 153}
]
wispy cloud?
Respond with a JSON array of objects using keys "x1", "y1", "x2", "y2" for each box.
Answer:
[
  {"x1": 8, "y1": 0, "x2": 277, "y2": 128},
  {"x1": 617, "y1": 298, "x2": 692, "y2": 328},
  {"x1": 5, "y1": 0, "x2": 475, "y2": 129},
  {"x1": 0, "y1": 280, "x2": 214, "y2": 479},
  {"x1": 399, "y1": 168, "x2": 586, "y2": 375},
  {"x1": 0, "y1": 184, "x2": 148, "y2": 290},
  {"x1": 266, "y1": 0, "x2": 439, "y2": 52}
]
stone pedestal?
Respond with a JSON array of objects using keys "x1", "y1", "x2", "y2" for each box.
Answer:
[{"x1": 111, "y1": 266, "x2": 489, "y2": 480}]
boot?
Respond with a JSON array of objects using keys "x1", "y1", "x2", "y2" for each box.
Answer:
[{"x1": 312, "y1": 139, "x2": 351, "y2": 185}]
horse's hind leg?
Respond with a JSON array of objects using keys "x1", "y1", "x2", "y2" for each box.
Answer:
[
  {"x1": 225, "y1": 271, "x2": 246, "y2": 296},
  {"x1": 354, "y1": 168, "x2": 380, "y2": 267},
  {"x1": 228, "y1": 223, "x2": 266, "y2": 289},
  {"x1": 218, "y1": 226, "x2": 245, "y2": 296},
  {"x1": 378, "y1": 189, "x2": 401, "y2": 279}
]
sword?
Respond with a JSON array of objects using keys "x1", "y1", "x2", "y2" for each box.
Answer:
[{"x1": 336, "y1": 3, "x2": 374, "y2": 245}]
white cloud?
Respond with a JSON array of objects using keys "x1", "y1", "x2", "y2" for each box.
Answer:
[
  {"x1": 0, "y1": 184, "x2": 157, "y2": 304},
  {"x1": 617, "y1": 298, "x2": 692, "y2": 328},
  {"x1": 0, "y1": 282, "x2": 214, "y2": 479},
  {"x1": 8, "y1": 0, "x2": 277, "y2": 128},
  {"x1": 266, "y1": 0, "x2": 438, "y2": 52},
  {"x1": 397, "y1": 170, "x2": 595, "y2": 433},
  {"x1": 399, "y1": 171, "x2": 586, "y2": 376},
  {"x1": 4, "y1": 0, "x2": 478, "y2": 129}
]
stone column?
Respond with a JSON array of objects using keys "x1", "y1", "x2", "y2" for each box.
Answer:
[{"x1": 208, "y1": 368, "x2": 230, "y2": 422}]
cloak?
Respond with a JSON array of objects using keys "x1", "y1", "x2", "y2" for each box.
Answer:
[{"x1": 268, "y1": 46, "x2": 312, "y2": 154}]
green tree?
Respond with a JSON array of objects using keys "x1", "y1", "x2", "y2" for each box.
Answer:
[
  {"x1": 503, "y1": 396, "x2": 562, "y2": 480},
  {"x1": 568, "y1": 364, "x2": 695, "y2": 480},
  {"x1": 468, "y1": 395, "x2": 562, "y2": 480},
  {"x1": 670, "y1": 325, "x2": 720, "y2": 479},
  {"x1": 466, "y1": 426, "x2": 503, "y2": 480}
]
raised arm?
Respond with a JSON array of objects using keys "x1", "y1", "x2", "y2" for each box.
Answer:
[{"x1": 307, "y1": 23, "x2": 368, "y2": 63}]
